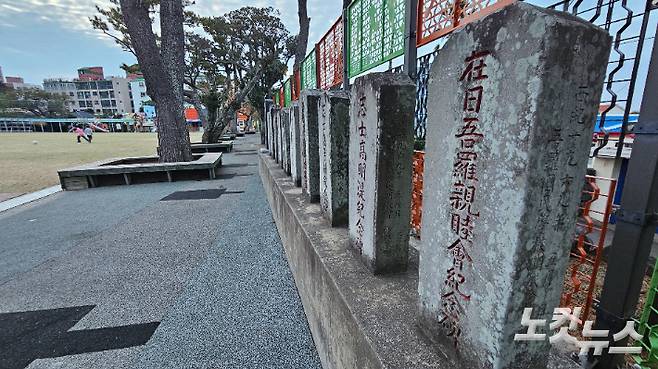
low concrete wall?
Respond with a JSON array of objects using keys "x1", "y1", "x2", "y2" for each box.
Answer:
[
  {"x1": 258, "y1": 153, "x2": 579, "y2": 369},
  {"x1": 260, "y1": 153, "x2": 451, "y2": 369}
]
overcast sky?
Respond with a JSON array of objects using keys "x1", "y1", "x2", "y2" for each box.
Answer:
[
  {"x1": 0, "y1": 0, "x2": 342, "y2": 84},
  {"x1": 0, "y1": 0, "x2": 654, "y2": 110}
]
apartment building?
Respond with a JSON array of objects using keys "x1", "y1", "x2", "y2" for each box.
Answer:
[
  {"x1": 43, "y1": 78, "x2": 77, "y2": 112},
  {"x1": 129, "y1": 77, "x2": 150, "y2": 113},
  {"x1": 72, "y1": 77, "x2": 132, "y2": 115}
]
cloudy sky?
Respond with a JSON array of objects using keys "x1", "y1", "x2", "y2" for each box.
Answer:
[
  {"x1": 0, "y1": 0, "x2": 342, "y2": 84},
  {"x1": 0, "y1": 0, "x2": 654, "y2": 110}
]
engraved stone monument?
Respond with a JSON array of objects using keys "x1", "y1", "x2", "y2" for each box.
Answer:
[
  {"x1": 417, "y1": 3, "x2": 611, "y2": 368},
  {"x1": 318, "y1": 91, "x2": 351, "y2": 226},
  {"x1": 349, "y1": 73, "x2": 415, "y2": 274}
]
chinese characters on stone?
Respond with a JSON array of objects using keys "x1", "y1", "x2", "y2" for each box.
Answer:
[
  {"x1": 354, "y1": 94, "x2": 367, "y2": 252},
  {"x1": 439, "y1": 50, "x2": 490, "y2": 346},
  {"x1": 515, "y1": 307, "x2": 643, "y2": 355}
]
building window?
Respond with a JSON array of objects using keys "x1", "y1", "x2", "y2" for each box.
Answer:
[
  {"x1": 111, "y1": 100, "x2": 117, "y2": 107},
  {"x1": 79, "y1": 101, "x2": 85, "y2": 108},
  {"x1": 69, "y1": 92, "x2": 74, "y2": 97},
  {"x1": 140, "y1": 92, "x2": 146, "y2": 98},
  {"x1": 84, "y1": 92, "x2": 91, "y2": 99},
  {"x1": 94, "y1": 101, "x2": 99, "y2": 105},
  {"x1": 98, "y1": 81, "x2": 112, "y2": 89},
  {"x1": 109, "y1": 91, "x2": 115, "y2": 98},
  {"x1": 92, "y1": 91, "x2": 97, "y2": 96},
  {"x1": 77, "y1": 92, "x2": 84, "y2": 99},
  {"x1": 100, "y1": 91, "x2": 109, "y2": 98}
]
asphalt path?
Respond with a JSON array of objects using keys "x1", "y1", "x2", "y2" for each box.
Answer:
[{"x1": 0, "y1": 134, "x2": 321, "y2": 369}]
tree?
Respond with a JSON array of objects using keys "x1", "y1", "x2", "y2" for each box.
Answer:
[
  {"x1": 294, "y1": 0, "x2": 310, "y2": 71},
  {"x1": 120, "y1": 63, "x2": 142, "y2": 76},
  {"x1": 93, "y1": 2, "x2": 293, "y2": 146},
  {"x1": 0, "y1": 88, "x2": 69, "y2": 117},
  {"x1": 92, "y1": 0, "x2": 192, "y2": 162},
  {"x1": 187, "y1": 7, "x2": 294, "y2": 143}
]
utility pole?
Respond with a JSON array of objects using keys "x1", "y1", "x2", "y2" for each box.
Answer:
[
  {"x1": 592, "y1": 17, "x2": 658, "y2": 369},
  {"x1": 403, "y1": 0, "x2": 419, "y2": 80}
]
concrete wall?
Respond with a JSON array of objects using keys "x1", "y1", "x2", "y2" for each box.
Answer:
[{"x1": 258, "y1": 152, "x2": 579, "y2": 369}]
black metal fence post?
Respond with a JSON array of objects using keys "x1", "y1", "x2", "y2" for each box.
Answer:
[
  {"x1": 403, "y1": 0, "x2": 418, "y2": 80},
  {"x1": 592, "y1": 22, "x2": 658, "y2": 369},
  {"x1": 342, "y1": 4, "x2": 350, "y2": 91}
]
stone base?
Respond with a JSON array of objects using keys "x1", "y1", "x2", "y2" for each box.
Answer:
[
  {"x1": 58, "y1": 153, "x2": 223, "y2": 191},
  {"x1": 190, "y1": 142, "x2": 234, "y2": 153},
  {"x1": 259, "y1": 153, "x2": 577, "y2": 369}
]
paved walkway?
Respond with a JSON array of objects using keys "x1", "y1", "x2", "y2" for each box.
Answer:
[{"x1": 0, "y1": 135, "x2": 321, "y2": 369}]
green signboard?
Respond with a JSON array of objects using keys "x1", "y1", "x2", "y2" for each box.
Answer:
[
  {"x1": 301, "y1": 49, "x2": 318, "y2": 90},
  {"x1": 284, "y1": 79, "x2": 292, "y2": 107},
  {"x1": 348, "y1": 0, "x2": 406, "y2": 78}
]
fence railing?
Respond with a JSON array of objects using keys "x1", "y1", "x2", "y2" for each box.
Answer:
[
  {"x1": 317, "y1": 17, "x2": 344, "y2": 90},
  {"x1": 277, "y1": 0, "x2": 513, "y2": 100},
  {"x1": 284, "y1": 79, "x2": 292, "y2": 107},
  {"x1": 348, "y1": 0, "x2": 406, "y2": 78},
  {"x1": 410, "y1": 150, "x2": 425, "y2": 237},
  {"x1": 636, "y1": 256, "x2": 658, "y2": 367},
  {"x1": 416, "y1": 0, "x2": 514, "y2": 46},
  {"x1": 560, "y1": 176, "x2": 617, "y2": 323},
  {"x1": 300, "y1": 49, "x2": 317, "y2": 91}
]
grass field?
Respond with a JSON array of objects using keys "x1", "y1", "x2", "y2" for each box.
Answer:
[{"x1": 0, "y1": 132, "x2": 203, "y2": 195}]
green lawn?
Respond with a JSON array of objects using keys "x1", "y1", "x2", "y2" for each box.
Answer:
[{"x1": 0, "y1": 132, "x2": 203, "y2": 195}]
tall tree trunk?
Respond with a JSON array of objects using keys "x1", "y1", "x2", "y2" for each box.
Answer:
[
  {"x1": 119, "y1": 0, "x2": 192, "y2": 162},
  {"x1": 294, "y1": 0, "x2": 310, "y2": 71},
  {"x1": 202, "y1": 67, "x2": 263, "y2": 144}
]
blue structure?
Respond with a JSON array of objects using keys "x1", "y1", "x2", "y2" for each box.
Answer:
[{"x1": 593, "y1": 114, "x2": 639, "y2": 133}]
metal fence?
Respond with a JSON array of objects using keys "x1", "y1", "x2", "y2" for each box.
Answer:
[
  {"x1": 317, "y1": 17, "x2": 344, "y2": 90},
  {"x1": 300, "y1": 49, "x2": 318, "y2": 90},
  {"x1": 560, "y1": 176, "x2": 617, "y2": 323},
  {"x1": 636, "y1": 256, "x2": 658, "y2": 367},
  {"x1": 348, "y1": 0, "x2": 406, "y2": 77},
  {"x1": 416, "y1": 0, "x2": 514, "y2": 46},
  {"x1": 546, "y1": 0, "x2": 655, "y2": 159},
  {"x1": 284, "y1": 79, "x2": 292, "y2": 107}
]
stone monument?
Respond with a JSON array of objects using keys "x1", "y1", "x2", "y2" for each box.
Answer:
[
  {"x1": 300, "y1": 90, "x2": 323, "y2": 202},
  {"x1": 318, "y1": 90, "x2": 351, "y2": 226},
  {"x1": 417, "y1": 3, "x2": 611, "y2": 369},
  {"x1": 290, "y1": 102, "x2": 302, "y2": 187},
  {"x1": 348, "y1": 73, "x2": 415, "y2": 274}
]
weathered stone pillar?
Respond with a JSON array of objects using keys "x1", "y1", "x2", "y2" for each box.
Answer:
[
  {"x1": 282, "y1": 108, "x2": 291, "y2": 174},
  {"x1": 417, "y1": 3, "x2": 611, "y2": 369},
  {"x1": 300, "y1": 90, "x2": 323, "y2": 202},
  {"x1": 349, "y1": 73, "x2": 415, "y2": 274},
  {"x1": 290, "y1": 102, "x2": 302, "y2": 187},
  {"x1": 318, "y1": 90, "x2": 350, "y2": 226},
  {"x1": 274, "y1": 108, "x2": 282, "y2": 163},
  {"x1": 267, "y1": 106, "x2": 275, "y2": 155},
  {"x1": 263, "y1": 99, "x2": 273, "y2": 146}
]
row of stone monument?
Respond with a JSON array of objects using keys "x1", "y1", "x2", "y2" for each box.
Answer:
[{"x1": 262, "y1": 3, "x2": 611, "y2": 368}]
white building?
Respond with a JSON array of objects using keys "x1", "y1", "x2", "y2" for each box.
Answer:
[
  {"x1": 129, "y1": 77, "x2": 151, "y2": 114},
  {"x1": 43, "y1": 78, "x2": 77, "y2": 112},
  {"x1": 72, "y1": 77, "x2": 132, "y2": 115}
]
